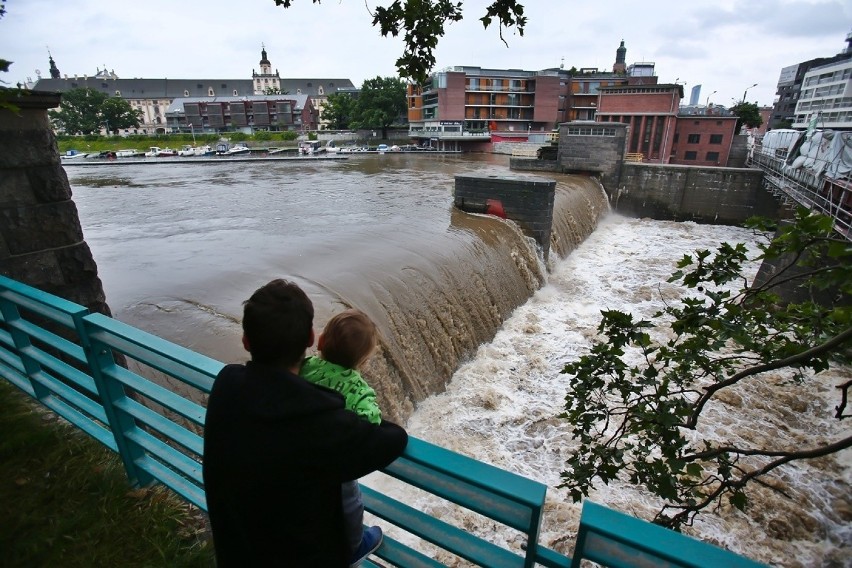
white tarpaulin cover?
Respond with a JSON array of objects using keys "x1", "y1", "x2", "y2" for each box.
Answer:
[{"x1": 788, "y1": 130, "x2": 852, "y2": 180}]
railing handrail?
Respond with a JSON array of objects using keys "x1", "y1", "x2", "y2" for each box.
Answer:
[{"x1": 0, "y1": 274, "x2": 769, "y2": 567}]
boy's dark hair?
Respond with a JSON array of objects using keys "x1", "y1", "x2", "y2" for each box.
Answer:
[
  {"x1": 320, "y1": 309, "x2": 378, "y2": 369},
  {"x1": 242, "y1": 279, "x2": 314, "y2": 366}
]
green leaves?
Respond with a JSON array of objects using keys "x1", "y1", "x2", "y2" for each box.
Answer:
[
  {"x1": 47, "y1": 88, "x2": 139, "y2": 135},
  {"x1": 272, "y1": 1, "x2": 526, "y2": 83},
  {"x1": 560, "y1": 210, "x2": 852, "y2": 529}
]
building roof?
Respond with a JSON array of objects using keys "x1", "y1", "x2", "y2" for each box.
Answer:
[
  {"x1": 33, "y1": 77, "x2": 254, "y2": 98},
  {"x1": 165, "y1": 94, "x2": 313, "y2": 114},
  {"x1": 33, "y1": 76, "x2": 357, "y2": 99}
]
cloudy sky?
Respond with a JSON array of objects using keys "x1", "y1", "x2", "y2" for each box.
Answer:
[{"x1": 2, "y1": 0, "x2": 849, "y2": 108}]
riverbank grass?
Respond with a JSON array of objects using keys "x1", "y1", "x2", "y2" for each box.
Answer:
[{"x1": 0, "y1": 380, "x2": 214, "y2": 567}]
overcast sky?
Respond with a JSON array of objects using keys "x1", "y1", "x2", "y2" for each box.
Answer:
[{"x1": 2, "y1": 0, "x2": 850, "y2": 108}]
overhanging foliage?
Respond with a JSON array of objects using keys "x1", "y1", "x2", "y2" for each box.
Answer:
[{"x1": 560, "y1": 208, "x2": 852, "y2": 529}]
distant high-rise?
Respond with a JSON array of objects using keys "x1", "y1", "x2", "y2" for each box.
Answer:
[{"x1": 689, "y1": 85, "x2": 701, "y2": 106}]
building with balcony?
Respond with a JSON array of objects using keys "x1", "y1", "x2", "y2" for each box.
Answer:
[
  {"x1": 165, "y1": 95, "x2": 318, "y2": 132},
  {"x1": 792, "y1": 56, "x2": 852, "y2": 131},
  {"x1": 407, "y1": 67, "x2": 561, "y2": 151},
  {"x1": 770, "y1": 30, "x2": 852, "y2": 129},
  {"x1": 406, "y1": 41, "x2": 659, "y2": 151}
]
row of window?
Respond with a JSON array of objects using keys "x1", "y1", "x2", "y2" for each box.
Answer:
[
  {"x1": 800, "y1": 83, "x2": 848, "y2": 99},
  {"x1": 566, "y1": 126, "x2": 618, "y2": 136},
  {"x1": 802, "y1": 67, "x2": 852, "y2": 87},
  {"x1": 599, "y1": 87, "x2": 676, "y2": 94},
  {"x1": 796, "y1": 97, "x2": 852, "y2": 111},
  {"x1": 683, "y1": 151, "x2": 721, "y2": 161},
  {"x1": 794, "y1": 110, "x2": 852, "y2": 124},
  {"x1": 683, "y1": 133, "x2": 724, "y2": 144}
]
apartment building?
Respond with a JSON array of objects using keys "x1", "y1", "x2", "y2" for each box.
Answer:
[
  {"x1": 165, "y1": 95, "x2": 318, "y2": 132},
  {"x1": 406, "y1": 41, "x2": 658, "y2": 150},
  {"x1": 792, "y1": 57, "x2": 852, "y2": 131},
  {"x1": 770, "y1": 31, "x2": 852, "y2": 129},
  {"x1": 407, "y1": 67, "x2": 562, "y2": 151}
]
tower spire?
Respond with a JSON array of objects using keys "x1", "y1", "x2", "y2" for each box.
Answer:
[
  {"x1": 613, "y1": 39, "x2": 627, "y2": 73},
  {"x1": 47, "y1": 46, "x2": 61, "y2": 79}
]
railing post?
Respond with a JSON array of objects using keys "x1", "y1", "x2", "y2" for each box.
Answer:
[
  {"x1": 0, "y1": 297, "x2": 66, "y2": 401},
  {"x1": 75, "y1": 314, "x2": 154, "y2": 487}
]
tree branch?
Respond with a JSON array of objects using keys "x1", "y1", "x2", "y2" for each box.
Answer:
[{"x1": 686, "y1": 326, "x2": 852, "y2": 428}]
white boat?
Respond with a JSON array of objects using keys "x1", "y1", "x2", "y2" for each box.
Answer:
[
  {"x1": 195, "y1": 144, "x2": 214, "y2": 156},
  {"x1": 115, "y1": 149, "x2": 141, "y2": 158},
  {"x1": 145, "y1": 146, "x2": 177, "y2": 157},
  {"x1": 60, "y1": 150, "x2": 88, "y2": 160},
  {"x1": 225, "y1": 142, "x2": 251, "y2": 155},
  {"x1": 178, "y1": 145, "x2": 197, "y2": 157}
]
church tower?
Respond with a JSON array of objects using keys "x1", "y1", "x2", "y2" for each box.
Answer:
[
  {"x1": 48, "y1": 52, "x2": 61, "y2": 79},
  {"x1": 252, "y1": 44, "x2": 281, "y2": 94},
  {"x1": 613, "y1": 40, "x2": 627, "y2": 73}
]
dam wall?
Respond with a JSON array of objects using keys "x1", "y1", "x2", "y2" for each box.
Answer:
[
  {"x1": 615, "y1": 163, "x2": 780, "y2": 224},
  {"x1": 510, "y1": 121, "x2": 783, "y2": 225}
]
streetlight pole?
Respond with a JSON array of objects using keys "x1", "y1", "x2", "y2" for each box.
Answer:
[
  {"x1": 705, "y1": 90, "x2": 717, "y2": 108},
  {"x1": 741, "y1": 83, "x2": 757, "y2": 103}
]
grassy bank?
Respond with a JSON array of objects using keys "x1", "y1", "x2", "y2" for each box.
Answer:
[
  {"x1": 0, "y1": 380, "x2": 214, "y2": 567},
  {"x1": 56, "y1": 132, "x2": 303, "y2": 155}
]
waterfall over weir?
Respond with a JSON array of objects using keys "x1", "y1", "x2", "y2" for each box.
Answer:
[
  {"x1": 67, "y1": 155, "x2": 608, "y2": 423},
  {"x1": 334, "y1": 178, "x2": 609, "y2": 423}
]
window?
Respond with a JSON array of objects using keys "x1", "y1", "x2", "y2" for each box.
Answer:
[
  {"x1": 233, "y1": 90, "x2": 238, "y2": 96},
  {"x1": 710, "y1": 134, "x2": 723, "y2": 144},
  {"x1": 684, "y1": 151, "x2": 697, "y2": 160},
  {"x1": 184, "y1": 89, "x2": 190, "y2": 96},
  {"x1": 115, "y1": 90, "x2": 121, "y2": 96},
  {"x1": 706, "y1": 151, "x2": 720, "y2": 161},
  {"x1": 687, "y1": 134, "x2": 700, "y2": 143}
]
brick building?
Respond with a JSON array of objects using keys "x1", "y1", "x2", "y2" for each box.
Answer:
[
  {"x1": 165, "y1": 95, "x2": 318, "y2": 132},
  {"x1": 596, "y1": 84, "x2": 682, "y2": 162},
  {"x1": 407, "y1": 67, "x2": 563, "y2": 150},
  {"x1": 669, "y1": 115, "x2": 738, "y2": 166},
  {"x1": 406, "y1": 40, "x2": 660, "y2": 151}
]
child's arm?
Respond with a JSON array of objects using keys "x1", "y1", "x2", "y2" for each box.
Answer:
[{"x1": 350, "y1": 378, "x2": 382, "y2": 425}]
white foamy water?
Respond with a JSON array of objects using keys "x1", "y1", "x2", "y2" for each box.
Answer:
[{"x1": 365, "y1": 214, "x2": 851, "y2": 567}]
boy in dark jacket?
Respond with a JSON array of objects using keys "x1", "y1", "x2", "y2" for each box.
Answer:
[{"x1": 203, "y1": 279, "x2": 408, "y2": 567}]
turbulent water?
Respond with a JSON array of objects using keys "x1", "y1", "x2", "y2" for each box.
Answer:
[
  {"x1": 66, "y1": 156, "x2": 850, "y2": 566},
  {"x1": 367, "y1": 215, "x2": 852, "y2": 567}
]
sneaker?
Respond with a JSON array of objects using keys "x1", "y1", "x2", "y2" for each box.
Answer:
[{"x1": 349, "y1": 525, "x2": 383, "y2": 567}]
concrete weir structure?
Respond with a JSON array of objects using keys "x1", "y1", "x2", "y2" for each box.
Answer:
[
  {"x1": 454, "y1": 173, "x2": 556, "y2": 259},
  {"x1": 511, "y1": 121, "x2": 782, "y2": 224}
]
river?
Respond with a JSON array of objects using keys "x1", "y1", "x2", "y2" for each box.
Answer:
[{"x1": 65, "y1": 154, "x2": 850, "y2": 567}]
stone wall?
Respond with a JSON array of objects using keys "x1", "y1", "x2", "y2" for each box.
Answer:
[
  {"x1": 0, "y1": 89, "x2": 112, "y2": 315},
  {"x1": 454, "y1": 174, "x2": 556, "y2": 259},
  {"x1": 615, "y1": 163, "x2": 780, "y2": 224},
  {"x1": 556, "y1": 122, "x2": 628, "y2": 188}
]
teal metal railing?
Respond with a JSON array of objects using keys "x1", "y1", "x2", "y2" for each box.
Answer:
[{"x1": 0, "y1": 274, "x2": 767, "y2": 567}]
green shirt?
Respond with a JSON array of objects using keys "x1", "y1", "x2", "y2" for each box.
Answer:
[{"x1": 300, "y1": 356, "x2": 382, "y2": 425}]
